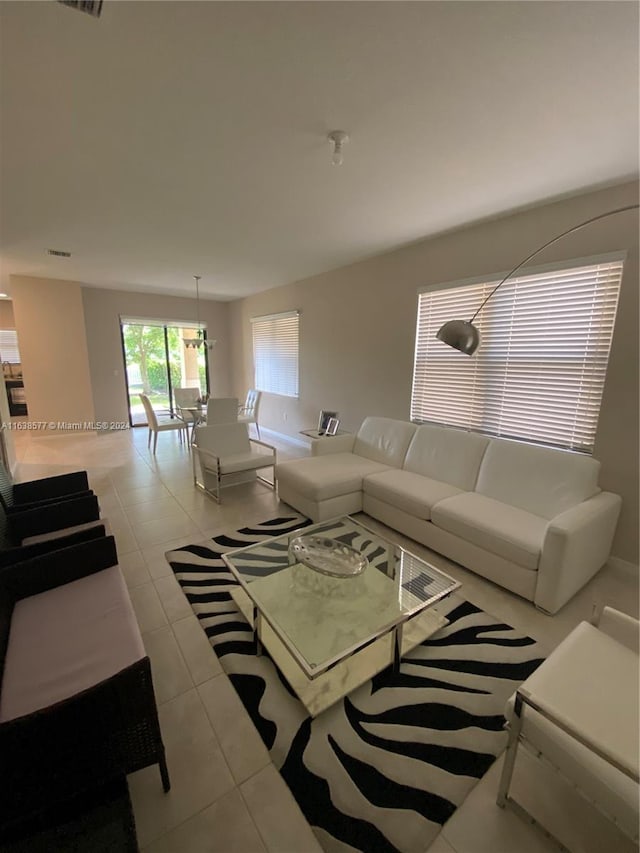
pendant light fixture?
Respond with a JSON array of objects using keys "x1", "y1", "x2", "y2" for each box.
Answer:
[{"x1": 183, "y1": 275, "x2": 216, "y2": 350}]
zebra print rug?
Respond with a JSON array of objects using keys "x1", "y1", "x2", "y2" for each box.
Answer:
[{"x1": 165, "y1": 514, "x2": 544, "y2": 853}]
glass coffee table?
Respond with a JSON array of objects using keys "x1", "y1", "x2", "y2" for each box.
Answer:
[{"x1": 223, "y1": 516, "x2": 460, "y2": 716}]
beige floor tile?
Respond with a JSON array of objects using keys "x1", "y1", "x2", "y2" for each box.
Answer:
[
  {"x1": 198, "y1": 675, "x2": 271, "y2": 785},
  {"x1": 172, "y1": 615, "x2": 223, "y2": 684},
  {"x1": 110, "y1": 469, "x2": 162, "y2": 490},
  {"x1": 153, "y1": 574, "x2": 194, "y2": 622},
  {"x1": 101, "y1": 506, "x2": 131, "y2": 532},
  {"x1": 125, "y1": 497, "x2": 188, "y2": 525},
  {"x1": 143, "y1": 625, "x2": 194, "y2": 705},
  {"x1": 170, "y1": 486, "x2": 214, "y2": 510},
  {"x1": 94, "y1": 490, "x2": 122, "y2": 512},
  {"x1": 128, "y1": 688, "x2": 235, "y2": 847},
  {"x1": 118, "y1": 483, "x2": 172, "y2": 506},
  {"x1": 142, "y1": 788, "x2": 268, "y2": 853},
  {"x1": 130, "y1": 581, "x2": 169, "y2": 634},
  {"x1": 111, "y1": 524, "x2": 139, "y2": 556},
  {"x1": 424, "y1": 832, "x2": 457, "y2": 853},
  {"x1": 134, "y1": 512, "x2": 201, "y2": 548},
  {"x1": 118, "y1": 550, "x2": 152, "y2": 590},
  {"x1": 441, "y1": 756, "x2": 577, "y2": 853},
  {"x1": 240, "y1": 763, "x2": 324, "y2": 853}
]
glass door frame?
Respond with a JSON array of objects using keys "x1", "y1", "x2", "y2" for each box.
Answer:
[{"x1": 119, "y1": 321, "x2": 211, "y2": 428}]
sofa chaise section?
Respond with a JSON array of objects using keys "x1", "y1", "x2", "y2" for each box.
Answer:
[{"x1": 276, "y1": 417, "x2": 417, "y2": 521}]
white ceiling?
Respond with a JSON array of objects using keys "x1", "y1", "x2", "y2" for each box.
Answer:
[{"x1": 0, "y1": 1, "x2": 638, "y2": 302}]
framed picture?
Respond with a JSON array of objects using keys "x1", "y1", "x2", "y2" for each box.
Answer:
[
  {"x1": 318, "y1": 410, "x2": 338, "y2": 434},
  {"x1": 325, "y1": 417, "x2": 340, "y2": 436}
]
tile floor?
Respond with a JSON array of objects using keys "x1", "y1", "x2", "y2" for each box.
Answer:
[{"x1": 11, "y1": 426, "x2": 638, "y2": 853}]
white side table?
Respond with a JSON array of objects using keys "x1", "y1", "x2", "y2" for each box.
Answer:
[{"x1": 299, "y1": 429, "x2": 350, "y2": 439}]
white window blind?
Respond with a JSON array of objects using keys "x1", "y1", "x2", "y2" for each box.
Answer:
[
  {"x1": 251, "y1": 311, "x2": 299, "y2": 398},
  {"x1": 411, "y1": 257, "x2": 623, "y2": 453},
  {"x1": 0, "y1": 330, "x2": 21, "y2": 363}
]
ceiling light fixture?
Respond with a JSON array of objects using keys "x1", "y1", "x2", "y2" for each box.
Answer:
[
  {"x1": 183, "y1": 275, "x2": 216, "y2": 350},
  {"x1": 436, "y1": 203, "x2": 640, "y2": 356},
  {"x1": 328, "y1": 130, "x2": 349, "y2": 166}
]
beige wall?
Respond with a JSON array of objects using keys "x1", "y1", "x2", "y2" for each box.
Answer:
[
  {"x1": 0, "y1": 301, "x2": 15, "y2": 328},
  {"x1": 81, "y1": 287, "x2": 231, "y2": 425},
  {"x1": 10, "y1": 276, "x2": 95, "y2": 428},
  {"x1": 230, "y1": 181, "x2": 639, "y2": 564}
]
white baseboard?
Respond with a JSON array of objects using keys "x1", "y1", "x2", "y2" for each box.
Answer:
[
  {"x1": 607, "y1": 556, "x2": 638, "y2": 578},
  {"x1": 259, "y1": 426, "x2": 309, "y2": 449}
]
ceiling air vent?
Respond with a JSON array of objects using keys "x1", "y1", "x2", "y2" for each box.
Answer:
[
  {"x1": 47, "y1": 249, "x2": 72, "y2": 258},
  {"x1": 58, "y1": 0, "x2": 103, "y2": 18}
]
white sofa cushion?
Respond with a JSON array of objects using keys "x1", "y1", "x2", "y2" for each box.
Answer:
[
  {"x1": 363, "y1": 469, "x2": 463, "y2": 520},
  {"x1": 404, "y1": 425, "x2": 489, "y2": 490},
  {"x1": 275, "y1": 453, "x2": 391, "y2": 502},
  {"x1": 431, "y1": 492, "x2": 547, "y2": 570},
  {"x1": 353, "y1": 417, "x2": 417, "y2": 468},
  {"x1": 476, "y1": 439, "x2": 600, "y2": 520}
]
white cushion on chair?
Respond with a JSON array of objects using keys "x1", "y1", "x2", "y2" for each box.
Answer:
[{"x1": 0, "y1": 565, "x2": 145, "y2": 723}]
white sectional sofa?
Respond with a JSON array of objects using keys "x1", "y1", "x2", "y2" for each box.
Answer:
[{"x1": 275, "y1": 417, "x2": 622, "y2": 614}]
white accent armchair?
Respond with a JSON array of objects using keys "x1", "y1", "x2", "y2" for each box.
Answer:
[
  {"x1": 497, "y1": 606, "x2": 639, "y2": 847},
  {"x1": 238, "y1": 389, "x2": 262, "y2": 438},
  {"x1": 192, "y1": 422, "x2": 276, "y2": 502}
]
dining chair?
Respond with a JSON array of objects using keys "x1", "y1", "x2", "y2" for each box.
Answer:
[
  {"x1": 174, "y1": 387, "x2": 201, "y2": 434},
  {"x1": 205, "y1": 397, "x2": 239, "y2": 425},
  {"x1": 238, "y1": 389, "x2": 262, "y2": 438},
  {"x1": 139, "y1": 394, "x2": 187, "y2": 453},
  {"x1": 191, "y1": 422, "x2": 276, "y2": 503}
]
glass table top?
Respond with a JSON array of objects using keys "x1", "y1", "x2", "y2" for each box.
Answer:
[{"x1": 222, "y1": 516, "x2": 460, "y2": 679}]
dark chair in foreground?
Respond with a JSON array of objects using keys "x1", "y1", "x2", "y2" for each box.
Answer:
[
  {"x1": 0, "y1": 536, "x2": 170, "y2": 836},
  {"x1": 0, "y1": 492, "x2": 102, "y2": 548},
  {"x1": 0, "y1": 462, "x2": 93, "y2": 513}
]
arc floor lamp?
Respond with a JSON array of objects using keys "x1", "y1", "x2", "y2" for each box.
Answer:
[{"x1": 436, "y1": 203, "x2": 639, "y2": 356}]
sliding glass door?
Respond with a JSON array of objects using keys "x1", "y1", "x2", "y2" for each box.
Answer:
[{"x1": 121, "y1": 321, "x2": 210, "y2": 426}]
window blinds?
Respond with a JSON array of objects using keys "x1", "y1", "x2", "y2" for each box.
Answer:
[
  {"x1": 411, "y1": 258, "x2": 623, "y2": 453},
  {"x1": 0, "y1": 330, "x2": 21, "y2": 363},
  {"x1": 251, "y1": 311, "x2": 299, "y2": 398}
]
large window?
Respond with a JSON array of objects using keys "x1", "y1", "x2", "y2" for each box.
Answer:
[
  {"x1": 411, "y1": 256, "x2": 623, "y2": 453},
  {"x1": 251, "y1": 311, "x2": 299, "y2": 397}
]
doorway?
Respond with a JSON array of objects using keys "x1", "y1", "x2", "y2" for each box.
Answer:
[{"x1": 120, "y1": 321, "x2": 211, "y2": 426}]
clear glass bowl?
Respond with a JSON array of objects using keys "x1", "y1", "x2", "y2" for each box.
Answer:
[{"x1": 288, "y1": 535, "x2": 368, "y2": 578}]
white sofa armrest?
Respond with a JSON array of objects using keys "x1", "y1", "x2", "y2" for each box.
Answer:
[
  {"x1": 535, "y1": 491, "x2": 622, "y2": 614},
  {"x1": 311, "y1": 434, "x2": 355, "y2": 456},
  {"x1": 597, "y1": 607, "x2": 639, "y2": 654}
]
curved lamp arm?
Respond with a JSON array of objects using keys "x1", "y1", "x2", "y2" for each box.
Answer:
[{"x1": 437, "y1": 203, "x2": 639, "y2": 355}]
